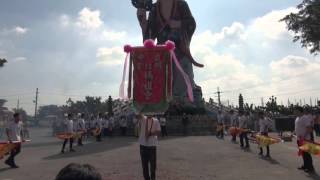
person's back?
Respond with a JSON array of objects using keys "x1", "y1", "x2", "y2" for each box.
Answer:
[{"x1": 55, "y1": 163, "x2": 102, "y2": 180}]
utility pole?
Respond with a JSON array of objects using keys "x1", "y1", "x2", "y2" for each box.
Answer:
[
  {"x1": 215, "y1": 87, "x2": 223, "y2": 108},
  {"x1": 17, "y1": 97, "x2": 20, "y2": 110},
  {"x1": 261, "y1": 97, "x2": 264, "y2": 107},
  {"x1": 310, "y1": 97, "x2": 313, "y2": 107},
  {"x1": 34, "y1": 88, "x2": 39, "y2": 122}
]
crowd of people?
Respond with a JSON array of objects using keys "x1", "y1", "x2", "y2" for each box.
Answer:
[
  {"x1": 2, "y1": 107, "x2": 320, "y2": 178},
  {"x1": 216, "y1": 107, "x2": 320, "y2": 174}
]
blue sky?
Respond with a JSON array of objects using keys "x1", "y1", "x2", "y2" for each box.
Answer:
[{"x1": 1, "y1": 0, "x2": 319, "y2": 114}]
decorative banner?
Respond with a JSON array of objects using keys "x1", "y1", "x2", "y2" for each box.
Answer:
[
  {"x1": 256, "y1": 135, "x2": 281, "y2": 148},
  {"x1": 120, "y1": 40, "x2": 194, "y2": 114},
  {"x1": 299, "y1": 140, "x2": 320, "y2": 156},
  {"x1": 0, "y1": 140, "x2": 31, "y2": 159}
]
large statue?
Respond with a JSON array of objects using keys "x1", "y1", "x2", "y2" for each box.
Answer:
[{"x1": 135, "y1": 0, "x2": 204, "y2": 107}]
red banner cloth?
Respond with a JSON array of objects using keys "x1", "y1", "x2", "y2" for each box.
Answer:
[{"x1": 130, "y1": 46, "x2": 172, "y2": 105}]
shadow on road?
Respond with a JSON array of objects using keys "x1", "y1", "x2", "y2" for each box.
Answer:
[
  {"x1": 42, "y1": 136, "x2": 186, "y2": 161},
  {"x1": 42, "y1": 137, "x2": 137, "y2": 160},
  {"x1": 259, "y1": 156, "x2": 280, "y2": 165},
  {"x1": 24, "y1": 141, "x2": 61, "y2": 148},
  {"x1": 305, "y1": 172, "x2": 320, "y2": 180},
  {"x1": 0, "y1": 167, "x2": 13, "y2": 173}
]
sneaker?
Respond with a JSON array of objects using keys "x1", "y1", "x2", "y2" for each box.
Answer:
[
  {"x1": 265, "y1": 154, "x2": 271, "y2": 158},
  {"x1": 61, "y1": 150, "x2": 65, "y2": 154},
  {"x1": 259, "y1": 152, "x2": 263, "y2": 156},
  {"x1": 11, "y1": 164, "x2": 19, "y2": 168},
  {"x1": 5, "y1": 159, "x2": 14, "y2": 167},
  {"x1": 297, "y1": 166, "x2": 306, "y2": 170},
  {"x1": 304, "y1": 168, "x2": 315, "y2": 174}
]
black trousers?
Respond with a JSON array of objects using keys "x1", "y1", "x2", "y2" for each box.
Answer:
[
  {"x1": 96, "y1": 133, "x2": 102, "y2": 142},
  {"x1": 259, "y1": 132, "x2": 270, "y2": 155},
  {"x1": 302, "y1": 152, "x2": 314, "y2": 170},
  {"x1": 121, "y1": 127, "x2": 127, "y2": 136},
  {"x1": 78, "y1": 136, "x2": 83, "y2": 145},
  {"x1": 140, "y1": 145, "x2": 157, "y2": 180},
  {"x1": 232, "y1": 134, "x2": 237, "y2": 141},
  {"x1": 240, "y1": 132, "x2": 249, "y2": 147},
  {"x1": 161, "y1": 126, "x2": 168, "y2": 137},
  {"x1": 7, "y1": 143, "x2": 21, "y2": 164},
  {"x1": 314, "y1": 124, "x2": 320, "y2": 136},
  {"x1": 216, "y1": 123, "x2": 224, "y2": 138},
  {"x1": 297, "y1": 141, "x2": 314, "y2": 170},
  {"x1": 62, "y1": 138, "x2": 73, "y2": 151}
]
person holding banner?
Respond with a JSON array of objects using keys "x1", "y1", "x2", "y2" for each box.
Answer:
[
  {"x1": 295, "y1": 107, "x2": 315, "y2": 173},
  {"x1": 138, "y1": 114, "x2": 161, "y2": 180},
  {"x1": 5, "y1": 113, "x2": 24, "y2": 168},
  {"x1": 61, "y1": 114, "x2": 75, "y2": 153}
]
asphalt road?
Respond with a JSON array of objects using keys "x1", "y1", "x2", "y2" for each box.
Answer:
[{"x1": 0, "y1": 128, "x2": 319, "y2": 180}]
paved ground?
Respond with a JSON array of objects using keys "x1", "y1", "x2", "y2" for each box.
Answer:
[{"x1": 0, "y1": 128, "x2": 319, "y2": 180}]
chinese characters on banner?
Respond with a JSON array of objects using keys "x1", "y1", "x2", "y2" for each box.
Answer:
[{"x1": 131, "y1": 47, "x2": 172, "y2": 104}]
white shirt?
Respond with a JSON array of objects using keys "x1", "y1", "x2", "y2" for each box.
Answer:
[
  {"x1": 103, "y1": 119, "x2": 109, "y2": 128},
  {"x1": 139, "y1": 117, "x2": 161, "y2": 147},
  {"x1": 259, "y1": 117, "x2": 271, "y2": 133},
  {"x1": 230, "y1": 114, "x2": 238, "y2": 127},
  {"x1": 64, "y1": 119, "x2": 74, "y2": 133},
  {"x1": 120, "y1": 118, "x2": 128, "y2": 127},
  {"x1": 238, "y1": 115, "x2": 248, "y2": 129},
  {"x1": 7, "y1": 120, "x2": 23, "y2": 141},
  {"x1": 109, "y1": 117, "x2": 114, "y2": 128},
  {"x1": 295, "y1": 115, "x2": 312, "y2": 140},
  {"x1": 160, "y1": 117, "x2": 166, "y2": 126},
  {"x1": 78, "y1": 118, "x2": 86, "y2": 130},
  {"x1": 95, "y1": 118, "x2": 103, "y2": 129},
  {"x1": 217, "y1": 114, "x2": 225, "y2": 124}
]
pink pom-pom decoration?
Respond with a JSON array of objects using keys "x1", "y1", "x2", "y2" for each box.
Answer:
[
  {"x1": 144, "y1": 39, "x2": 156, "y2": 48},
  {"x1": 124, "y1": 45, "x2": 132, "y2": 53},
  {"x1": 165, "y1": 40, "x2": 176, "y2": 51}
]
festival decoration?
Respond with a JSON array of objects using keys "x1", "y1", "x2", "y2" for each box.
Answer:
[
  {"x1": 256, "y1": 135, "x2": 281, "y2": 148},
  {"x1": 92, "y1": 128, "x2": 102, "y2": 137},
  {"x1": 0, "y1": 140, "x2": 31, "y2": 159},
  {"x1": 56, "y1": 133, "x2": 74, "y2": 140},
  {"x1": 120, "y1": 40, "x2": 194, "y2": 114},
  {"x1": 229, "y1": 127, "x2": 250, "y2": 136},
  {"x1": 216, "y1": 125, "x2": 224, "y2": 132},
  {"x1": 299, "y1": 141, "x2": 320, "y2": 156}
]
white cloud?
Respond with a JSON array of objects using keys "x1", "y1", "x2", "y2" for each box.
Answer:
[
  {"x1": 76, "y1": 7, "x2": 103, "y2": 30},
  {"x1": 60, "y1": 14, "x2": 70, "y2": 27},
  {"x1": 13, "y1": 56, "x2": 27, "y2": 62},
  {"x1": 248, "y1": 7, "x2": 296, "y2": 40},
  {"x1": 102, "y1": 30, "x2": 127, "y2": 41},
  {"x1": 14, "y1": 26, "x2": 28, "y2": 34},
  {"x1": 193, "y1": 22, "x2": 246, "y2": 47},
  {"x1": 96, "y1": 47, "x2": 124, "y2": 66}
]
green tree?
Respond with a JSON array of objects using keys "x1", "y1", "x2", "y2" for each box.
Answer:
[
  {"x1": 281, "y1": 0, "x2": 320, "y2": 55},
  {"x1": 0, "y1": 58, "x2": 7, "y2": 67},
  {"x1": 38, "y1": 105, "x2": 63, "y2": 119},
  {"x1": 239, "y1": 94, "x2": 244, "y2": 112},
  {"x1": 209, "y1": 98, "x2": 214, "y2": 105},
  {"x1": 107, "y1": 96, "x2": 113, "y2": 115},
  {"x1": 266, "y1": 96, "x2": 278, "y2": 113}
]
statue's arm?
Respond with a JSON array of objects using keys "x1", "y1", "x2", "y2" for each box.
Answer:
[
  {"x1": 137, "y1": 8, "x2": 148, "y2": 36},
  {"x1": 180, "y1": 1, "x2": 196, "y2": 37}
]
